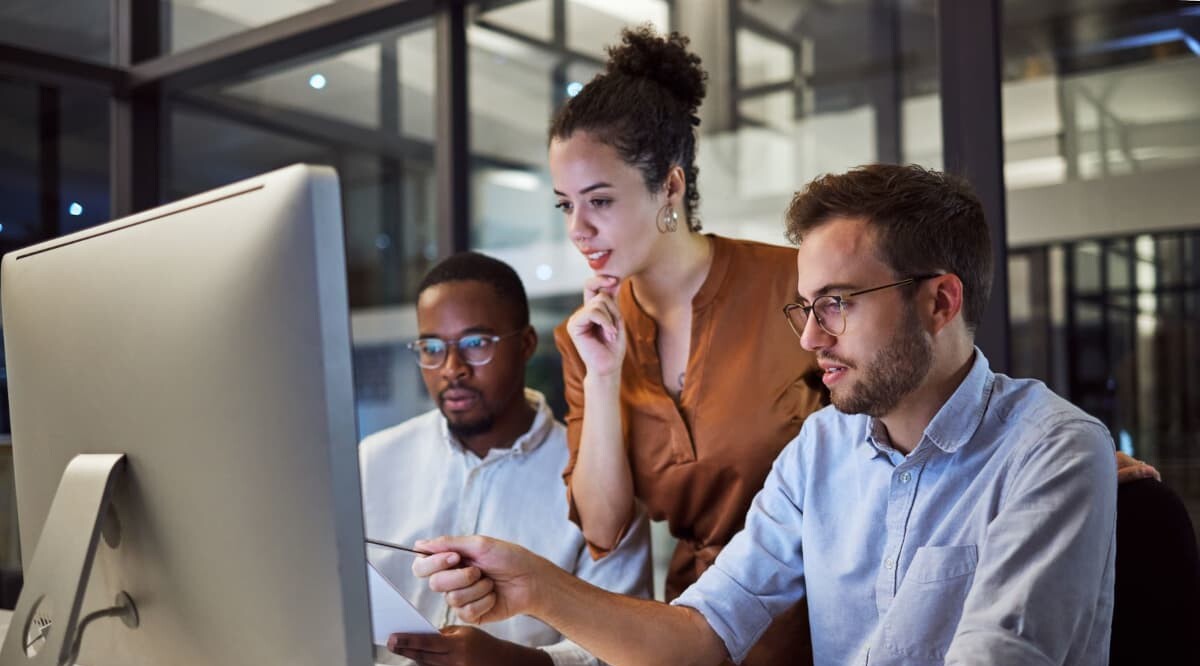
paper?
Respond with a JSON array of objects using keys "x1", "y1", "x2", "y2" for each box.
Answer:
[{"x1": 367, "y1": 560, "x2": 439, "y2": 644}]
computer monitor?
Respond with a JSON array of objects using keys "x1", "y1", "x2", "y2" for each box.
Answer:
[{"x1": 0, "y1": 165, "x2": 373, "y2": 666}]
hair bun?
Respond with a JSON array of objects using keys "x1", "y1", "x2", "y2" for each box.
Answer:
[{"x1": 606, "y1": 25, "x2": 707, "y2": 114}]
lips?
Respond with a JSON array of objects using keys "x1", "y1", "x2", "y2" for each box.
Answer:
[
  {"x1": 439, "y1": 387, "x2": 480, "y2": 411},
  {"x1": 818, "y1": 356, "x2": 854, "y2": 387},
  {"x1": 580, "y1": 248, "x2": 611, "y2": 271}
]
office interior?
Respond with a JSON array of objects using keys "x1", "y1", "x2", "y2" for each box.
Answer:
[{"x1": 0, "y1": 0, "x2": 1197, "y2": 605}]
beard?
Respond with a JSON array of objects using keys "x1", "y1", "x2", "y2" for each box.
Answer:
[
  {"x1": 439, "y1": 385, "x2": 496, "y2": 439},
  {"x1": 446, "y1": 414, "x2": 495, "y2": 439},
  {"x1": 830, "y1": 307, "x2": 933, "y2": 417}
]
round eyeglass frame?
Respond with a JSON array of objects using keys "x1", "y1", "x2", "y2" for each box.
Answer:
[
  {"x1": 782, "y1": 274, "x2": 942, "y2": 338},
  {"x1": 406, "y1": 329, "x2": 525, "y2": 369}
]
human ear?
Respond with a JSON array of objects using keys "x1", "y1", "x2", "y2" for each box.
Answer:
[
  {"x1": 521, "y1": 325, "x2": 539, "y2": 363},
  {"x1": 663, "y1": 165, "x2": 687, "y2": 206},
  {"x1": 928, "y1": 274, "x2": 964, "y2": 335}
]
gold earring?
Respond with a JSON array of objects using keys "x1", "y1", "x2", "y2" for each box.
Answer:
[{"x1": 656, "y1": 205, "x2": 679, "y2": 233}]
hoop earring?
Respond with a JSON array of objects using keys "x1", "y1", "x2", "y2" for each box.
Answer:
[{"x1": 656, "y1": 205, "x2": 679, "y2": 233}]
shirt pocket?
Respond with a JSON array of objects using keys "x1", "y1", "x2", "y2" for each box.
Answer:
[{"x1": 881, "y1": 544, "x2": 978, "y2": 663}]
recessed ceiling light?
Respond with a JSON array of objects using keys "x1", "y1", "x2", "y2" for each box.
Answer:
[{"x1": 309, "y1": 74, "x2": 327, "y2": 90}]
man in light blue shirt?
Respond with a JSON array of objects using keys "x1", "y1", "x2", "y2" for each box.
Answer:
[{"x1": 411, "y1": 164, "x2": 1117, "y2": 665}]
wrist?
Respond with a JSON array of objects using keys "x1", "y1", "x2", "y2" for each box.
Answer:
[
  {"x1": 583, "y1": 371, "x2": 621, "y2": 395},
  {"x1": 526, "y1": 557, "x2": 572, "y2": 622}
]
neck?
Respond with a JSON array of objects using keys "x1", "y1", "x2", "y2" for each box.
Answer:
[
  {"x1": 877, "y1": 342, "x2": 976, "y2": 454},
  {"x1": 458, "y1": 395, "x2": 538, "y2": 459},
  {"x1": 628, "y1": 230, "x2": 712, "y2": 316}
]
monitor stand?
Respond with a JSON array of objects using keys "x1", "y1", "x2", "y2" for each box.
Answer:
[{"x1": 0, "y1": 454, "x2": 138, "y2": 666}]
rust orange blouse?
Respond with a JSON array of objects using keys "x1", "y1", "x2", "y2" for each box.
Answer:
[{"x1": 554, "y1": 234, "x2": 825, "y2": 597}]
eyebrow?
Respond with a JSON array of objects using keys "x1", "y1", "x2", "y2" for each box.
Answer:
[
  {"x1": 795, "y1": 283, "x2": 861, "y2": 302},
  {"x1": 417, "y1": 326, "x2": 495, "y2": 339},
  {"x1": 552, "y1": 182, "x2": 614, "y2": 197}
]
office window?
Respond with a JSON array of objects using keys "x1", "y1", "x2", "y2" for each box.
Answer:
[
  {"x1": 1002, "y1": 0, "x2": 1200, "y2": 513},
  {"x1": 0, "y1": 1, "x2": 110, "y2": 63},
  {"x1": 165, "y1": 0, "x2": 334, "y2": 53},
  {"x1": 167, "y1": 22, "x2": 438, "y2": 308}
]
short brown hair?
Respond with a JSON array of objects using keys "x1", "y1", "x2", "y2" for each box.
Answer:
[{"x1": 785, "y1": 164, "x2": 993, "y2": 332}]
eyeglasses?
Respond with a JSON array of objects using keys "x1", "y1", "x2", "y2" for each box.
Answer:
[
  {"x1": 782, "y1": 274, "x2": 942, "y2": 338},
  {"x1": 406, "y1": 329, "x2": 525, "y2": 369}
]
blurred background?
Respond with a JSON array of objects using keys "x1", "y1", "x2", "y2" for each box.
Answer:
[{"x1": 0, "y1": 0, "x2": 1197, "y2": 600}]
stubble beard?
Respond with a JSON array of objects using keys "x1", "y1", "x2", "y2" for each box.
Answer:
[{"x1": 831, "y1": 308, "x2": 933, "y2": 418}]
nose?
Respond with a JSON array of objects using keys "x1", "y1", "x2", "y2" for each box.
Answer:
[
  {"x1": 439, "y1": 345, "x2": 471, "y2": 381},
  {"x1": 799, "y1": 310, "x2": 835, "y2": 353},
  {"x1": 567, "y1": 206, "x2": 595, "y2": 242}
]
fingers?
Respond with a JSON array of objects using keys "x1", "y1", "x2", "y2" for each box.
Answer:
[
  {"x1": 1117, "y1": 462, "x2": 1161, "y2": 484},
  {"x1": 1114, "y1": 452, "x2": 1162, "y2": 484},
  {"x1": 455, "y1": 592, "x2": 498, "y2": 625},
  {"x1": 583, "y1": 275, "x2": 619, "y2": 300},
  {"x1": 428, "y1": 565, "x2": 483, "y2": 594},
  {"x1": 568, "y1": 293, "x2": 623, "y2": 343},
  {"x1": 387, "y1": 632, "x2": 449, "y2": 655},
  {"x1": 445, "y1": 575, "x2": 494, "y2": 610},
  {"x1": 412, "y1": 551, "x2": 461, "y2": 578}
]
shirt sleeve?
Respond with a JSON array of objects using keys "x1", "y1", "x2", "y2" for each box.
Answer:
[
  {"x1": 553, "y1": 322, "x2": 631, "y2": 560},
  {"x1": 671, "y1": 429, "x2": 810, "y2": 664},
  {"x1": 945, "y1": 418, "x2": 1117, "y2": 664},
  {"x1": 571, "y1": 501, "x2": 653, "y2": 599},
  {"x1": 538, "y1": 638, "x2": 600, "y2": 666}
]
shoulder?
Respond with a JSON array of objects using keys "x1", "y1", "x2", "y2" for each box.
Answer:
[
  {"x1": 532, "y1": 419, "x2": 572, "y2": 465},
  {"x1": 990, "y1": 374, "x2": 1110, "y2": 450},
  {"x1": 717, "y1": 235, "x2": 798, "y2": 268},
  {"x1": 359, "y1": 409, "x2": 443, "y2": 463}
]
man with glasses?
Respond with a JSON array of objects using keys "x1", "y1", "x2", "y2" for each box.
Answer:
[
  {"x1": 359, "y1": 252, "x2": 650, "y2": 665},
  {"x1": 410, "y1": 165, "x2": 1117, "y2": 665}
]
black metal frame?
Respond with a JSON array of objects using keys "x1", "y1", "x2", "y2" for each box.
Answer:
[
  {"x1": 1, "y1": 0, "x2": 1012, "y2": 318},
  {"x1": 939, "y1": 0, "x2": 1011, "y2": 372}
]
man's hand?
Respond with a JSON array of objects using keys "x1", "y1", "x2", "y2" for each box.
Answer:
[
  {"x1": 386, "y1": 626, "x2": 552, "y2": 666},
  {"x1": 1115, "y1": 451, "x2": 1161, "y2": 484},
  {"x1": 412, "y1": 536, "x2": 554, "y2": 625}
]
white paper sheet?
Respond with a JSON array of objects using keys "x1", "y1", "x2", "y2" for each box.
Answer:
[{"x1": 367, "y1": 560, "x2": 439, "y2": 644}]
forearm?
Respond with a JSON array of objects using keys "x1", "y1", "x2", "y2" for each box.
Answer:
[
  {"x1": 571, "y1": 374, "x2": 634, "y2": 550},
  {"x1": 531, "y1": 564, "x2": 727, "y2": 666}
]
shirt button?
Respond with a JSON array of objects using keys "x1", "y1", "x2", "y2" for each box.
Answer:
[
  {"x1": 900, "y1": 471, "x2": 912, "y2": 483},
  {"x1": 884, "y1": 557, "x2": 895, "y2": 570}
]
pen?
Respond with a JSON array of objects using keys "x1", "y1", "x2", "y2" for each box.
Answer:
[{"x1": 366, "y1": 537, "x2": 434, "y2": 557}]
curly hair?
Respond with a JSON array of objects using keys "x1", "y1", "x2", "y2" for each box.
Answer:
[{"x1": 549, "y1": 25, "x2": 707, "y2": 231}]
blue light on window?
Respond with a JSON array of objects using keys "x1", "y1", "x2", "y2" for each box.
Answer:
[{"x1": 68, "y1": 202, "x2": 83, "y2": 216}]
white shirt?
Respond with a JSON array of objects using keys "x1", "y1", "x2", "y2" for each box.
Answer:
[{"x1": 360, "y1": 389, "x2": 652, "y2": 666}]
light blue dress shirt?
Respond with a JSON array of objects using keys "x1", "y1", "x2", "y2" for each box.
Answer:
[{"x1": 674, "y1": 350, "x2": 1116, "y2": 665}]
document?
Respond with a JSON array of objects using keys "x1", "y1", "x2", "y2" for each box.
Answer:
[{"x1": 367, "y1": 560, "x2": 439, "y2": 644}]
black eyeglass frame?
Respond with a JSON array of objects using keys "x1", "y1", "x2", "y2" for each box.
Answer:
[
  {"x1": 782, "y1": 273, "x2": 943, "y2": 338},
  {"x1": 405, "y1": 329, "x2": 526, "y2": 369}
]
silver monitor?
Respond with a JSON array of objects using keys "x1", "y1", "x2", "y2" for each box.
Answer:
[{"x1": 0, "y1": 165, "x2": 372, "y2": 666}]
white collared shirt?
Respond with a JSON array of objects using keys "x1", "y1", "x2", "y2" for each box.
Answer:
[{"x1": 360, "y1": 389, "x2": 652, "y2": 666}]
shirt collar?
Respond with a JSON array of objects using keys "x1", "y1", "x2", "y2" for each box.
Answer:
[
  {"x1": 919, "y1": 348, "x2": 994, "y2": 454},
  {"x1": 859, "y1": 347, "x2": 994, "y2": 458},
  {"x1": 440, "y1": 388, "x2": 554, "y2": 457}
]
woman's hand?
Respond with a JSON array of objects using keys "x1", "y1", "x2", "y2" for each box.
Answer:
[{"x1": 566, "y1": 275, "x2": 626, "y2": 378}]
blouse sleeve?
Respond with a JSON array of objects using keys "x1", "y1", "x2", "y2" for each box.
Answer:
[{"x1": 553, "y1": 321, "x2": 631, "y2": 560}]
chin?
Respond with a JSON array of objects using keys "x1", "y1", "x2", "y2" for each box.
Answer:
[{"x1": 447, "y1": 415, "x2": 495, "y2": 438}]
